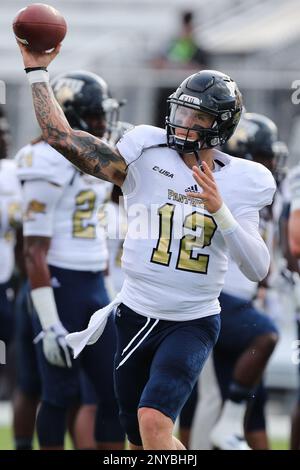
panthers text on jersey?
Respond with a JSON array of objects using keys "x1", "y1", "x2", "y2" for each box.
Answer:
[
  {"x1": 16, "y1": 141, "x2": 112, "y2": 271},
  {"x1": 116, "y1": 125, "x2": 276, "y2": 321},
  {"x1": 0, "y1": 159, "x2": 22, "y2": 283}
]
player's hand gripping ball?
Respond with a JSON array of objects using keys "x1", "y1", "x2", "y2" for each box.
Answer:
[{"x1": 13, "y1": 3, "x2": 67, "y2": 52}]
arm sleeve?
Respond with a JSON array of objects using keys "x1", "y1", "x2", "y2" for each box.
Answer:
[
  {"x1": 221, "y1": 210, "x2": 270, "y2": 282},
  {"x1": 22, "y1": 180, "x2": 64, "y2": 237}
]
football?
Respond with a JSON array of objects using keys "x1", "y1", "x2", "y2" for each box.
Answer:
[{"x1": 13, "y1": 3, "x2": 67, "y2": 52}]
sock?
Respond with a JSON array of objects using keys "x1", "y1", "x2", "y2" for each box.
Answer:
[
  {"x1": 214, "y1": 400, "x2": 246, "y2": 438},
  {"x1": 228, "y1": 381, "x2": 255, "y2": 403},
  {"x1": 15, "y1": 437, "x2": 33, "y2": 450}
]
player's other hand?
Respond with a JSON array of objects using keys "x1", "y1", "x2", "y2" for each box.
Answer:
[
  {"x1": 42, "y1": 321, "x2": 72, "y2": 368},
  {"x1": 17, "y1": 41, "x2": 61, "y2": 68},
  {"x1": 186, "y1": 161, "x2": 223, "y2": 213}
]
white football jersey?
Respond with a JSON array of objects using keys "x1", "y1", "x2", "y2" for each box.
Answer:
[
  {"x1": 16, "y1": 141, "x2": 111, "y2": 271},
  {"x1": 116, "y1": 125, "x2": 276, "y2": 321},
  {"x1": 0, "y1": 159, "x2": 22, "y2": 283}
]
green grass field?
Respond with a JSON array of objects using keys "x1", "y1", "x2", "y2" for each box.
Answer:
[
  {"x1": 0, "y1": 426, "x2": 73, "y2": 450},
  {"x1": 0, "y1": 425, "x2": 289, "y2": 450}
]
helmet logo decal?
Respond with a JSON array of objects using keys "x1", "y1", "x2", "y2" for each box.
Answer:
[
  {"x1": 179, "y1": 94, "x2": 202, "y2": 105},
  {"x1": 54, "y1": 85, "x2": 74, "y2": 106},
  {"x1": 53, "y1": 78, "x2": 85, "y2": 95},
  {"x1": 226, "y1": 81, "x2": 237, "y2": 96},
  {"x1": 52, "y1": 78, "x2": 86, "y2": 107}
]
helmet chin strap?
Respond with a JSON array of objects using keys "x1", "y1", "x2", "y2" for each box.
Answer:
[
  {"x1": 194, "y1": 139, "x2": 207, "y2": 169},
  {"x1": 193, "y1": 148, "x2": 202, "y2": 169}
]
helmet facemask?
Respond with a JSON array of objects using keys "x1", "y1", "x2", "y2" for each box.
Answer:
[
  {"x1": 166, "y1": 95, "x2": 239, "y2": 155},
  {"x1": 166, "y1": 98, "x2": 219, "y2": 154},
  {"x1": 272, "y1": 141, "x2": 289, "y2": 185},
  {"x1": 102, "y1": 98, "x2": 123, "y2": 141},
  {"x1": 64, "y1": 97, "x2": 120, "y2": 139}
]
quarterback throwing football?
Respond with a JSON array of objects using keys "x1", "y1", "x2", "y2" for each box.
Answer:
[{"x1": 17, "y1": 43, "x2": 275, "y2": 450}]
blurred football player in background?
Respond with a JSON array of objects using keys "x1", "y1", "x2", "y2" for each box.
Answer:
[
  {"x1": 14, "y1": 71, "x2": 125, "y2": 450},
  {"x1": 0, "y1": 107, "x2": 22, "y2": 398},
  {"x1": 18, "y1": 42, "x2": 276, "y2": 450},
  {"x1": 287, "y1": 161, "x2": 300, "y2": 450},
  {"x1": 178, "y1": 383, "x2": 198, "y2": 448},
  {"x1": 191, "y1": 113, "x2": 287, "y2": 450}
]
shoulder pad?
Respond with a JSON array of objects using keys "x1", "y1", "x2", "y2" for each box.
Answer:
[{"x1": 15, "y1": 142, "x2": 74, "y2": 186}]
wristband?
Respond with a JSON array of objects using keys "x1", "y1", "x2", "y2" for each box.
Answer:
[
  {"x1": 31, "y1": 286, "x2": 59, "y2": 330},
  {"x1": 25, "y1": 66, "x2": 48, "y2": 73},
  {"x1": 211, "y1": 202, "x2": 238, "y2": 232},
  {"x1": 26, "y1": 69, "x2": 49, "y2": 85}
]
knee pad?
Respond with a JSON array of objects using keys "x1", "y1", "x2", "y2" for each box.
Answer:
[{"x1": 36, "y1": 401, "x2": 66, "y2": 447}]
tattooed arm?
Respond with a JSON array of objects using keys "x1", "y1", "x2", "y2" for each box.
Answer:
[
  {"x1": 31, "y1": 81, "x2": 127, "y2": 185},
  {"x1": 17, "y1": 43, "x2": 127, "y2": 186}
]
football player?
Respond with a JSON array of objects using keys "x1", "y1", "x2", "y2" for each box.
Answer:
[
  {"x1": 18, "y1": 43, "x2": 275, "y2": 450},
  {"x1": 15, "y1": 70, "x2": 125, "y2": 450},
  {"x1": 13, "y1": 272, "x2": 41, "y2": 450},
  {"x1": 0, "y1": 107, "x2": 22, "y2": 386},
  {"x1": 190, "y1": 113, "x2": 288, "y2": 450},
  {"x1": 287, "y1": 160, "x2": 300, "y2": 450}
]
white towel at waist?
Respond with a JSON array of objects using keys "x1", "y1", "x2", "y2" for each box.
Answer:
[{"x1": 66, "y1": 293, "x2": 122, "y2": 358}]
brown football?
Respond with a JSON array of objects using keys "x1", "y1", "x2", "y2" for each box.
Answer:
[{"x1": 13, "y1": 3, "x2": 67, "y2": 52}]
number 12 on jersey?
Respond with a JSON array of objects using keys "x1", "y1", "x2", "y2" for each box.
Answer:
[{"x1": 151, "y1": 203, "x2": 217, "y2": 274}]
